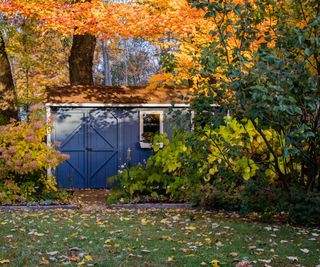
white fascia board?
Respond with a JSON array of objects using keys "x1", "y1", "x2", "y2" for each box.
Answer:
[{"x1": 45, "y1": 103, "x2": 220, "y2": 108}]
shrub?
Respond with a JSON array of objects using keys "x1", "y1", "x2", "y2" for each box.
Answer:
[
  {"x1": 0, "y1": 104, "x2": 69, "y2": 204},
  {"x1": 108, "y1": 114, "x2": 319, "y2": 224},
  {"x1": 286, "y1": 186, "x2": 320, "y2": 224},
  {"x1": 108, "y1": 161, "x2": 179, "y2": 202}
]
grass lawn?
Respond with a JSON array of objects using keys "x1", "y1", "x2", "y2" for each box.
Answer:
[{"x1": 0, "y1": 208, "x2": 319, "y2": 266}]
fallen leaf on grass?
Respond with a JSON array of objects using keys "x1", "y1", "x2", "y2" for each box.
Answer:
[
  {"x1": 286, "y1": 256, "x2": 298, "y2": 261},
  {"x1": 67, "y1": 257, "x2": 80, "y2": 262},
  {"x1": 84, "y1": 255, "x2": 93, "y2": 261},
  {"x1": 235, "y1": 260, "x2": 252, "y2": 267},
  {"x1": 47, "y1": 251, "x2": 59, "y2": 256},
  {"x1": 69, "y1": 247, "x2": 81, "y2": 251},
  {"x1": 211, "y1": 259, "x2": 220, "y2": 267},
  {"x1": 204, "y1": 238, "x2": 212, "y2": 246},
  {"x1": 229, "y1": 252, "x2": 238, "y2": 257},
  {"x1": 39, "y1": 257, "x2": 49, "y2": 265},
  {"x1": 300, "y1": 248, "x2": 309, "y2": 253},
  {"x1": 141, "y1": 218, "x2": 148, "y2": 225},
  {"x1": 0, "y1": 259, "x2": 10, "y2": 264},
  {"x1": 211, "y1": 223, "x2": 219, "y2": 228},
  {"x1": 258, "y1": 259, "x2": 271, "y2": 264},
  {"x1": 167, "y1": 256, "x2": 175, "y2": 262}
]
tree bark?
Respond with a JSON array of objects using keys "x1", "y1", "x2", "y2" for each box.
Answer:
[
  {"x1": 123, "y1": 39, "x2": 128, "y2": 86},
  {"x1": 0, "y1": 30, "x2": 17, "y2": 123},
  {"x1": 69, "y1": 33, "x2": 96, "y2": 85}
]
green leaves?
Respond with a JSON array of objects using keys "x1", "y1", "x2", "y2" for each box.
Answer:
[{"x1": 234, "y1": 157, "x2": 258, "y2": 181}]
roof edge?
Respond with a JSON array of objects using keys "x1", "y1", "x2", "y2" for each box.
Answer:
[{"x1": 45, "y1": 103, "x2": 191, "y2": 108}]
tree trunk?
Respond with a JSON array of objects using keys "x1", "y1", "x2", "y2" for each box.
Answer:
[
  {"x1": 0, "y1": 30, "x2": 17, "y2": 123},
  {"x1": 123, "y1": 39, "x2": 128, "y2": 86},
  {"x1": 69, "y1": 33, "x2": 96, "y2": 85}
]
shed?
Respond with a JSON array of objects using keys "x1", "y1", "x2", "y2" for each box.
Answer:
[{"x1": 46, "y1": 85, "x2": 191, "y2": 189}]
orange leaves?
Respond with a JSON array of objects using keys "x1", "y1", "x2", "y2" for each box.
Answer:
[
  {"x1": 0, "y1": 0, "x2": 210, "y2": 41},
  {"x1": 147, "y1": 73, "x2": 174, "y2": 90}
]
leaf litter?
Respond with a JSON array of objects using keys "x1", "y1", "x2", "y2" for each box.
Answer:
[{"x1": 0, "y1": 209, "x2": 319, "y2": 266}]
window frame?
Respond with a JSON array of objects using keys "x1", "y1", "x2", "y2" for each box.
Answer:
[{"x1": 139, "y1": 110, "x2": 164, "y2": 146}]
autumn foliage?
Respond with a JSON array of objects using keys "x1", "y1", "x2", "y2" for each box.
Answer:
[
  {"x1": 0, "y1": 0, "x2": 319, "y2": 220},
  {"x1": 0, "y1": 105, "x2": 69, "y2": 204}
]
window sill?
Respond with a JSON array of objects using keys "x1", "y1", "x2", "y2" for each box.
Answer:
[{"x1": 139, "y1": 142, "x2": 163, "y2": 149}]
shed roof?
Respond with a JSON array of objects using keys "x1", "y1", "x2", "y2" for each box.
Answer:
[{"x1": 46, "y1": 85, "x2": 191, "y2": 105}]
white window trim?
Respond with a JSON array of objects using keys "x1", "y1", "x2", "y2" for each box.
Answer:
[{"x1": 139, "y1": 110, "x2": 164, "y2": 148}]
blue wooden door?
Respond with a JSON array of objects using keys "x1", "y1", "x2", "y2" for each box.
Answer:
[
  {"x1": 87, "y1": 109, "x2": 118, "y2": 188},
  {"x1": 53, "y1": 108, "x2": 119, "y2": 188}
]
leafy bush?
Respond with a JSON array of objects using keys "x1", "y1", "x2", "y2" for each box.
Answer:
[
  {"x1": 108, "y1": 161, "x2": 181, "y2": 203},
  {"x1": 0, "y1": 104, "x2": 69, "y2": 204},
  {"x1": 286, "y1": 186, "x2": 320, "y2": 224},
  {"x1": 107, "y1": 114, "x2": 320, "y2": 224}
]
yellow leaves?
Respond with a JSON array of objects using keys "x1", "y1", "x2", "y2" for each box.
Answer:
[
  {"x1": 147, "y1": 73, "x2": 174, "y2": 90},
  {"x1": 234, "y1": 157, "x2": 259, "y2": 181},
  {"x1": 119, "y1": 216, "x2": 130, "y2": 221},
  {"x1": 187, "y1": 225, "x2": 196, "y2": 231},
  {"x1": 83, "y1": 223, "x2": 90, "y2": 228},
  {"x1": 204, "y1": 237, "x2": 212, "y2": 246},
  {"x1": 205, "y1": 117, "x2": 291, "y2": 182},
  {"x1": 0, "y1": 259, "x2": 10, "y2": 265},
  {"x1": 104, "y1": 239, "x2": 112, "y2": 245},
  {"x1": 141, "y1": 218, "x2": 148, "y2": 225},
  {"x1": 211, "y1": 259, "x2": 220, "y2": 267},
  {"x1": 84, "y1": 255, "x2": 93, "y2": 261},
  {"x1": 167, "y1": 256, "x2": 175, "y2": 262},
  {"x1": 209, "y1": 166, "x2": 218, "y2": 176}
]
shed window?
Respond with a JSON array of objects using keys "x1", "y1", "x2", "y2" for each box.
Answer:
[{"x1": 140, "y1": 111, "x2": 164, "y2": 143}]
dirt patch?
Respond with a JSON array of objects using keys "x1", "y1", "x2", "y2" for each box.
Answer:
[
  {"x1": 69, "y1": 190, "x2": 196, "y2": 211},
  {"x1": 71, "y1": 189, "x2": 109, "y2": 208}
]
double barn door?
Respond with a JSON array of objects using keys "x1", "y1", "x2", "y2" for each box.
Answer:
[{"x1": 53, "y1": 108, "x2": 119, "y2": 188}]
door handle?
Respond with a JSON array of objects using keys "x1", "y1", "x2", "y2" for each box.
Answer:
[{"x1": 85, "y1": 147, "x2": 93, "y2": 151}]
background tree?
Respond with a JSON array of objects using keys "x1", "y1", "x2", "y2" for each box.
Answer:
[{"x1": 0, "y1": 28, "x2": 17, "y2": 123}]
